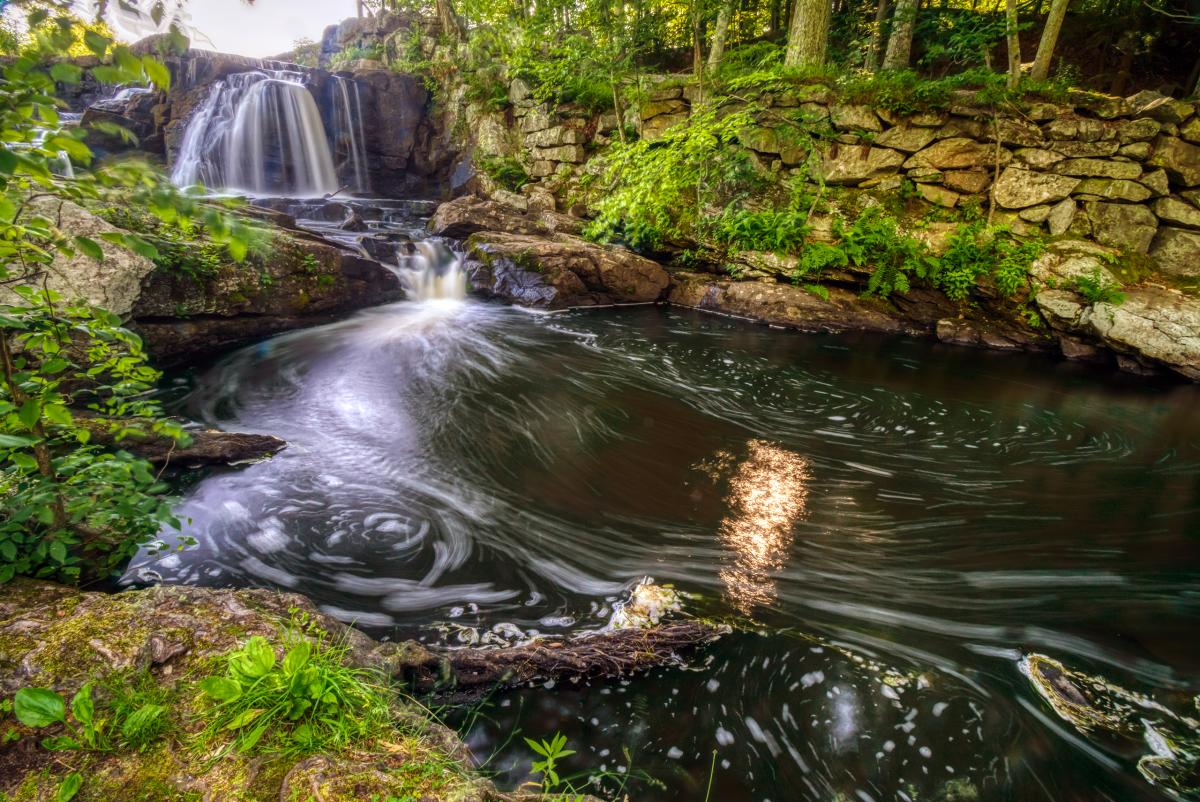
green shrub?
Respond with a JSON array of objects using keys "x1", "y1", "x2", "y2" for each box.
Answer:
[
  {"x1": 837, "y1": 207, "x2": 935, "y2": 297},
  {"x1": 328, "y1": 44, "x2": 383, "y2": 70},
  {"x1": 712, "y1": 208, "x2": 810, "y2": 254}
]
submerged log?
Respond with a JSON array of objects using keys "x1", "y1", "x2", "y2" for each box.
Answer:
[
  {"x1": 74, "y1": 413, "x2": 286, "y2": 467},
  {"x1": 380, "y1": 620, "x2": 726, "y2": 701}
]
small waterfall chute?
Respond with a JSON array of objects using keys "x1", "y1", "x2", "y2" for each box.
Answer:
[
  {"x1": 330, "y1": 76, "x2": 370, "y2": 195},
  {"x1": 171, "y1": 69, "x2": 338, "y2": 197},
  {"x1": 396, "y1": 240, "x2": 467, "y2": 302}
]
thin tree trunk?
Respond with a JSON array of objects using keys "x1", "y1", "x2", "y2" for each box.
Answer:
[
  {"x1": 436, "y1": 0, "x2": 463, "y2": 39},
  {"x1": 1029, "y1": 0, "x2": 1069, "y2": 81},
  {"x1": 770, "y1": 0, "x2": 784, "y2": 35},
  {"x1": 707, "y1": 0, "x2": 735, "y2": 69},
  {"x1": 1005, "y1": 0, "x2": 1021, "y2": 87},
  {"x1": 865, "y1": 0, "x2": 889, "y2": 71},
  {"x1": 881, "y1": 0, "x2": 917, "y2": 70},
  {"x1": 692, "y1": 0, "x2": 705, "y2": 76},
  {"x1": 784, "y1": 0, "x2": 833, "y2": 67}
]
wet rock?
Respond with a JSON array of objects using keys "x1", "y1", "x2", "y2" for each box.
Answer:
[
  {"x1": 993, "y1": 168, "x2": 1080, "y2": 209},
  {"x1": 1150, "y1": 227, "x2": 1200, "y2": 278},
  {"x1": 465, "y1": 231, "x2": 669, "y2": 309},
  {"x1": 428, "y1": 195, "x2": 582, "y2": 239}
]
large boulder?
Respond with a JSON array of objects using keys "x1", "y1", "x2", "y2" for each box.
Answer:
[
  {"x1": 132, "y1": 229, "x2": 401, "y2": 366},
  {"x1": 1084, "y1": 202, "x2": 1158, "y2": 253},
  {"x1": 905, "y1": 137, "x2": 1008, "y2": 170},
  {"x1": 0, "y1": 198, "x2": 155, "y2": 317},
  {"x1": 465, "y1": 231, "x2": 669, "y2": 308},
  {"x1": 993, "y1": 168, "x2": 1080, "y2": 209},
  {"x1": 818, "y1": 144, "x2": 905, "y2": 185},
  {"x1": 340, "y1": 69, "x2": 430, "y2": 194},
  {"x1": 428, "y1": 194, "x2": 583, "y2": 239}
]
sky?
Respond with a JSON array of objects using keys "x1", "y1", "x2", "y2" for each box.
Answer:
[
  {"x1": 185, "y1": 0, "x2": 358, "y2": 57},
  {"x1": 100, "y1": 0, "x2": 360, "y2": 58}
]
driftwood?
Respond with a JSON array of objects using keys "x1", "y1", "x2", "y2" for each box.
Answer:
[
  {"x1": 75, "y1": 413, "x2": 286, "y2": 467},
  {"x1": 380, "y1": 621, "x2": 725, "y2": 701}
]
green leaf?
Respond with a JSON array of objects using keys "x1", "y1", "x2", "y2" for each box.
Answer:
[
  {"x1": 49, "y1": 541, "x2": 67, "y2": 564},
  {"x1": 14, "y1": 688, "x2": 67, "y2": 727},
  {"x1": 17, "y1": 398, "x2": 42, "y2": 431},
  {"x1": 0, "y1": 433, "x2": 38, "y2": 448},
  {"x1": 525, "y1": 737, "x2": 549, "y2": 757},
  {"x1": 84, "y1": 31, "x2": 111, "y2": 58},
  {"x1": 42, "y1": 405, "x2": 72, "y2": 426},
  {"x1": 142, "y1": 57, "x2": 170, "y2": 91},
  {"x1": 49, "y1": 63, "x2": 82, "y2": 85},
  {"x1": 224, "y1": 707, "x2": 264, "y2": 731},
  {"x1": 197, "y1": 676, "x2": 241, "y2": 702},
  {"x1": 231, "y1": 637, "x2": 275, "y2": 679},
  {"x1": 56, "y1": 771, "x2": 82, "y2": 802},
  {"x1": 74, "y1": 236, "x2": 104, "y2": 261},
  {"x1": 70, "y1": 683, "x2": 94, "y2": 727},
  {"x1": 282, "y1": 642, "x2": 311, "y2": 675}
]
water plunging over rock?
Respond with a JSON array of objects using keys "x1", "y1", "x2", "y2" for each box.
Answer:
[
  {"x1": 397, "y1": 240, "x2": 468, "y2": 302},
  {"x1": 171, "y1": 69, "x2": 339, "y2": 197}
]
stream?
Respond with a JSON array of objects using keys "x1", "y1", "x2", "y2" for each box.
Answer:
[{"x1": 126, "y1": 236, "x2": 1200, "y2": 801}]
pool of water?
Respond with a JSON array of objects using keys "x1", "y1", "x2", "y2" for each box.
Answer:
[{"x1": 128, "y1": 299, "x2": 1200, "y2": 802}]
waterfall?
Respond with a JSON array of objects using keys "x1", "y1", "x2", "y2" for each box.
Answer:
[
  {"x1": 330, "y1": 77, "x2": 370, "y2": 195},
  {"x1": 171, "y1": 70, "x2": 338, "y2": 197},
  {"x1": 397, "y1": 241, "x2": 467, "y2": 302}
]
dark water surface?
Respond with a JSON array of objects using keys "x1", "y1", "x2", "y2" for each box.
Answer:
[{"x1": 130, "y1": 299, "x2": 1200, "y2": 802}]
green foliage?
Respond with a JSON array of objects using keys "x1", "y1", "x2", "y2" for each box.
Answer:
[
  {"x1": 1074, "y1": 268, "x2": 1127, "y2": 306},
  {"x1": 792, "y1": 241, "x2": 849, "y2": 284},
  {"x1": 12, "y1": 681, "x2": 164, "y2": 754},
  {"x1": 286, "y1": 37, "x2": 321, "y2": 68},
  {"x1": 0, "y1": 10, "x2": 257, "y2": 586},
  {"x1": 477, "y1": 155, "x2": 529, "y2": 193},
  {"x1": 933, "y1": 222, "x2": 1042, "y2": 301},
  {"x1": 585, "y1": 105, "x2": 762, "y2": 251},
  {"x1": 712, "y1": 207, "x2": 809, "y2": 254},
  {"x1": 196, "y1": 632, "x2": 392, "y2": 758},
  {"x1": 837, "y1": 207, "x2": 935, "y2": 298},
  {"x1": 329, "y1": 44, "x2": 384, "y2": 70},
  {"x1": 525, "y1": 731, "x2": 576, "y2": 791},
  {"x1": 511, "y1": 32, "x2": 618, "y2": 112},
  {"x1": 94, "y1": 205, "x2": 240, "y2": 279}
]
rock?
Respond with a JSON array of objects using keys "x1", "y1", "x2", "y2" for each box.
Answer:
[
  {"x1": 934, "y1": 118, "x2": 987, "y2": 140},
  {"x1": 465, "y1": 231, "x2": 669, "y2": 308},
  {"x1": 1027, "y1": 102, "x2": 1065, "y2": 121},
  {"x1": 1118, "y1": 142, "x2": 1153, "y2": 160},
  {"x1": 1046, "y1": 198, "x2": 1078, "y2": 236},
  {"x1": 1148, "y1": 136, "x2": 1200, "y2": 187},
  {"x1": 993, "y1": 168, "x2": 1080, "y2": 209},
  {"x1": 739, "y1": 125, "x2": 783, "y2": 154},
  {"x1": 818, "y1": 144, "x2": 905, "y2": 185},
  {"x1": 520, "y1": 106, "x2": 554, "y2": 133},
  {"x1": 917, "y1": 183, "x2": 960, "y2": 207},
  {"x1": 1140, "y1": 169, "x2": 1171, "y2": 197},
  {"x1": 1128, "y1": 91, "x2": 1194, "y2": 125},
  {"x1": 641, "y1": 112, "x2": 688, "y2": 141},
  {"x1": 0, "y1": 198, "x2": 155, "y2": 318},
  {"x1": 1150, "y1": 227, "x2": 1200, "y2": 277},
  {"x1": 910, "y1": 110, "x2": 949, "y2": 127},
  {"x1": 132, "y1": 228, "x2": 400, "y2": 367},
  {"x1": 1044, "y1": 117, "x2": 1112, "y2": 142},
  {"x1": 1056, "y1": 158, "x2": 1143, "y2": 179},
  {"x1": 1051, "y1": 140, "x2": 1121, "y2": 158},
  {"x1": 1030, "y1": 244, "x2": 1118, "y2": 285},
  {"x1": 640, "y1": 97, "x2": 687, "y2": 119},
  {"x1": 531, "y1": 144, "x2": 586, "y2": 163},
  {"x1": 907, "y1": 167, "x2": 943, "y2": 183},
  {"x1": 1090, "y1": 96, "x2": 1132, "y2": 119},
  {"x1": 508, "y1": 77, "x2": 533, "y2": 104},
  {"x1": 1015, "y1": 147, "x2": 1065, "y2": 169},
  {"x1": 1084, "y1": 202, "x2": 1159, "y2": 253},
  {"x1": 905, "y1": 137, "x2": 1009, "y2": 170},
  {"x1": 1071, "y1": 178, "x2": 1152, "y2": 202},
  {"x1": 942, "y1": 170, "x2": 992, "y2": 194},
  {"x1": 1118, "y1": 117, "x2": 1162, "y2": 143},
  {"x1": 874, "y1": 125, "x2": 937, "y2": 153},
  {"x1": 524, "y1": 125, "x2": 585, "y2": 148},
  {"x1": 1154, "y1": 197, "x2": 1200, "y2": 230},
  {"x1": 427, "y1": 195, "x2": 582, "y2": 239},
  {"x1": 667, "y1": 272, "x2": 916, "y2": 336},
  {"x1": 1182, "y1": 117, "x2": 1200, "y2": 145},
  {"x1": 986, "y1": 118, "x2": 1045, "y2": 147},
  {"x1": 1020, "y1": 205, "x2": 1053, "y2": 223},
  {"x1": 830, "y1": 104, "x2": 882, "y2": 132},
  {"x1": 1038, "y1": 285, "x2": 1200, "y2": 380}
]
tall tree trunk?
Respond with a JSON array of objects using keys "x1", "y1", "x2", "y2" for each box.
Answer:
[
  {"x1": 436, "y1": 0, "x2": 463, "y2": 39},
  {"x1": 692, "y1": 0, "x2": 705, "y2": 76},
  {"x1": 707, "y1": 0, "x2": 735, "y2": 69},
  {"x1": 864, "y1": 0, "x2": 889, "y2": 70},
  {"x1": 1029, "y1": 0, "x2": 1069, "y2": 81},
  {"x1": 784, "y1": 0, "x2": 832, "y2": 67},
  {"x1": 881, "y1": 0, "x2": 917, "y2": 70},
  {"x1": 1005, "y1": 0, "x2": 1021, "y2": 87},
  {"x1": 770, "y1": 0, "x2": 784, "y2": 35}
]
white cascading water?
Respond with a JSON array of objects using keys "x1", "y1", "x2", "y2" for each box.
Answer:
[
  {"x1": 330, "y1": 76, "x2": 370, "y2": 195},
  {"x1": 397, "y1": 240, "x2": 467, "y2": 302},
  {"x1": 171, "y1": 69, "x2": 338, "y2": 197}
]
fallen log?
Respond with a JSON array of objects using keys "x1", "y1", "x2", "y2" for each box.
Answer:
[{"x1": 73, "y1": 412, "x2": 286, "y2": 467}]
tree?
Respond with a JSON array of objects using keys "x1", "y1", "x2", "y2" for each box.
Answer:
[
  {"x1": 1030, "y1": 0, "x2": 1069, "y2": 80},
  {"x1": 784, "y1": 0, "x2": 832, "y2": 67},
  {"x1": 707, "y1": 0, "x2": 735, "y2": 70},
  {"x1": 436, "y1": 0, "x2": 464, "y2": 39},
  {"x1": 1005, "y1": 0, "x2": 1021, "y2": 87},
  {"x1": 864, "y1": 0, "x2": 889, "y2": 71},
  {"x1": 881, "y1": 0, "x2": 917, "y2": 70}
]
